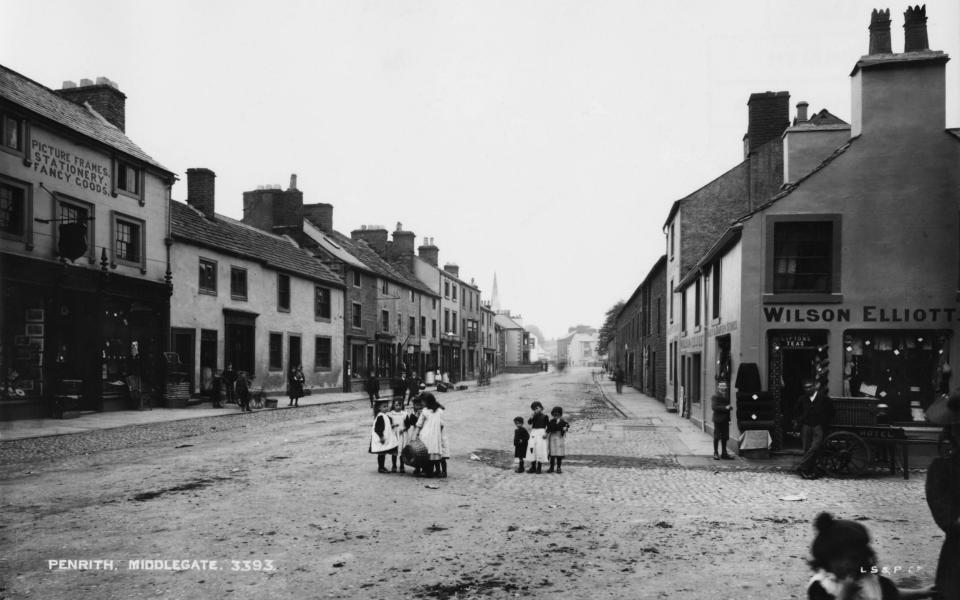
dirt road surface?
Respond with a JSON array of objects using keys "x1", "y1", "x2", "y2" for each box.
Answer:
[{"x1": 0, "y1": 368, "x2": 942, "y2": 599}]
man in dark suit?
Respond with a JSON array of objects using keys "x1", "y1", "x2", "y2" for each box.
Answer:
[{"x1": 796, "y1": 378, "x2": 834, "y2": 479}]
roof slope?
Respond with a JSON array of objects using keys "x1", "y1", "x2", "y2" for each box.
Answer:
[
  {"x1": 0, "y1": 64, "x2": 170, "y2": 173},
  {"x1": 170, "y1": 201, "x2": 343, "y2": 286},
  {"x1": 323, "y1": 231, "x2": 435, "y2": 296}
]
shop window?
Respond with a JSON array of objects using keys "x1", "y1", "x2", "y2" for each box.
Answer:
[
  {"x1": 381, "y1": 310, "x2": 390, "y2": 332},
  {"x1": 352, "y1": 302, "x2": 362, "y2": 328},
  {"x1": 116, "y1": 159, "x2": 141, "y2": 197},
  {"x1": 842, "y1": 330, "x2": 950, "y2": 419},
  {"x1": 315, "y1": 286, "x2": 331, "y2": 320},
  {"x1": 767, "y1": 216, "x2": 841, "y2": 298},
  {"x1": 268, "y1": 333, "x2": 283, "y2": 371},
  {"x1": 112, "y1": 213, "x2": 145, "y2": 270},
  {"x1": 230, "y1": 267, "x2": 247, "y2": 300},
  {"x1": 2, "y1": 113, "x2": 25, "y2": 155},
  {"x1": 315, "y1": 336, "x2": 332, "y2": 370},
  {"x1": 0, "y1": 178, "x2": 30, "y2": 241},
  {"x1": 198, "y1": 258, "x2": 217, "y2": 295},
  {"x1": 277, "y1": 274, "x2": 290, "y2": 311}
]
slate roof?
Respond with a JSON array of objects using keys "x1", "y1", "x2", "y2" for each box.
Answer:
[
  {"x1": 324, "y1": 230, "x2": 437, "y2": 297},
  {"x1": 170, "y1": 201, "x2": 343, "y2": 286},
  {"x1": 495, "y1": 314, "x2": 524, "y2": 330},
  {"x1": 0, "y1": 64, "x2": 171, "y2": 174}
]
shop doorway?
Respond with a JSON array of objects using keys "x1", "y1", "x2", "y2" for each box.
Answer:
[
  {"x1": 199, "y1": 329, "x2": 217, "y2": 396},
  {"x1": 769, "y1": 331, "x2": 828, "y2": 449},
  {"x1": 225, "y1": 324, "x2": 254, "y2": 375},
  {"x1": 687, "y1": 352, "x2": 702, "y2": 422},
  {"x1": 171, "y1": 329, "x2": 195, "y2": 394}
]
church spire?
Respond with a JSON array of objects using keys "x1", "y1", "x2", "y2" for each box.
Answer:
[{"x1": 490, "y1": 273, "x2": 501, "y2": 313}]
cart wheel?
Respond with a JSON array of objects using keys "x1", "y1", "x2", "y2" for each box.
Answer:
[{"x1": 817, "y1": 431, "x2": 871, "y2": 477}]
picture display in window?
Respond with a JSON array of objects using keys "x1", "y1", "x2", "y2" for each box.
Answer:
[
  {"x1": 773, "y1": 221, "x2": 833, "y2": 293},
  {"x1": 2, "y1": 115, "x2": 23, "y2": 152},
  {"x1": 352, "y1": 303, "x2": 362, "y2": 328},
  {"x1": 277, "y1": 274, "x2": 291, "y2": 310},
  {"x1": 115, "y1": 219, "x2": 141, "y2": 262},
  {"x1": 269, "y1": 333, "x2": 283, "y2": 370},
  {"x1": 199, "y1": 259, "x2": 217, "y2": 294},
  {"x1": 231, "y1": 267, "x2": 248, "y2": 299},
  {"x1": 315, "y1": 337, "x2": 332, "y2": 369},
  {"x1": 315, "y1": 286, "x2": 331, "y2": 319},
  {"x1": 116, "y1": 161, "x2": 140, "y2": 195},
  {"x1": 0, "y1": 183, "x2": 25, "y2": 235}
]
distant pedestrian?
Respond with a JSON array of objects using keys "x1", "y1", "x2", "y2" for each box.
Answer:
[
  {"x1": 614, "y1": 365, "x2": 624, "y2": 394},
  {"x1": 711, "y1": 381, "x2": 734, "y2": 460},
  {"x1": 364, "y1": 371, "x2": 380, "y2": 414},
  {"x1": 223, "y1": 363, "x2": 237, "y2": 405},
  {"x1": 287, "y1": 364, "x2": 305, "y2": 407},
  {"x1": 546, "y1": 406, "x2": 570, "y2": 474},
  {"x1": 236, "y1": 371, "x2": 252, "y2": 412},
  {"x1": 796, "y1": 379, "x2": 834, "y2": 479},
  {"x1": 391, "y1": 373, "x2": 407, "y2": 403},
  {"x1": 370, "y1": 400, "x2": 399, "y2": 473},
  {"x1": 925, "y1": 391, "x2": 960, "y2": 600},
  {"x1": 405, "y1": 374, "x2": 421, "y2": 408},
  {"x1": 388, "y1": 399, "x2": 409, "y2": 473},
  {"x1": 414, "y1": 393, "x2": 446, "y2": 478},
  {"x1": 526, "y1": 401, "x2": 549, "y2": 473},
  {"x1": 513, "y1": 416, "x2": 530, "y2": 474}
]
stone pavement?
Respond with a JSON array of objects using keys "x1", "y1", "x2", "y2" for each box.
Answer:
[
  {"x1": 0, "y1": 377, "x2": 491, "y2": 442},
  {"x1": 591, "y1": 372, "x2": 804, "y2": 471}
]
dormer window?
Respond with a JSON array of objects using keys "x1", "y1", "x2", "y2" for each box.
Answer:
[{"x1": 115, "y1": 159, "x2": 142, "y2": 203}]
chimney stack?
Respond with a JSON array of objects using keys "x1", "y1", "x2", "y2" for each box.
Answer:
[
  {"x1": 304, "y1": 203, "x2": 333, "y2": 232},
  {"x1": 55, "y1": 77, "x2": 127, "y2": 131},
  {"x1": 186, "y1": 168, "x2": 216, "y2": 220},
  {"x1": 289, "y1": 173, "x2": 298, "y2": 190},
  {"x1": 868, "y1": 8, "x2": 892, "y2": 54},
  {"x1": 418, "y1": 237, "x2": 439, "y2": 267},
  {"x1": 391, "y1": 223, "x2": 416, "y2": 259},
  {"x1": 443, "y1": 263, "x2": 460, "y2": 278},
  {"x1": 903, "y1": 5, "x2": 929, "y2": 52},
  {"x1": 744, "y1": 91, "x2": 790, "y2": 157},
  {"x1": 351, "y1": 226, "x2": 389, "y2": 255},
  {"x1": 795, "y1": 101, "x2": 809, "y2": 123}
]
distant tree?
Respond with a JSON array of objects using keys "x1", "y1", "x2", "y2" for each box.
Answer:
[
  {"x1": 567, "y1": 324, "x2": 597, "y2": 335},
  {"x1": 596, "y1": 300, "x2": 624, "y2": 354},
  {"x1": 526, "y1": 324, "x2": 548, "y2": 344}
]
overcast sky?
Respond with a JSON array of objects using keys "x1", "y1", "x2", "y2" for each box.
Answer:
[{"x1": 3, "y1": 0, "x2": 958, "y2": 340}]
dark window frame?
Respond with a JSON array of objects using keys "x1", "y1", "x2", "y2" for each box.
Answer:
[
  {"x1": 314, "y1": 336, "x2": 332, "y2": 371},
  {"x1": 268, "y1": 332, "x2": 284, "y2": 371},
  {"x1": 111, "y1": 211, "x2": 146, "y2": 272},
  {"x1": 198, "y1": 258, "x2": 218, "y2": 295},
  {"x1": 764, "y1": 214, "x2": 843, "y2": 303},
  {"x1": 352, "y1": 302, "x2": 362, "y2": 328},
  {"x1": 381, "y1": 309, "x2": 390, "y2": 332},
  {"x1": 55, "y1": 194, "x2": 95, "y2": 264},
  {"x1": 353, "y1": 270, "x2": 361, "y2": 287},
  {"x1": 114, "y1": 158, "x2": 143, "y2": 202},
  {"x1": 315, "y1": 285, "x2": 331, "y2": 320},
  {"x1": 711, "y1": 261, "x2": 722, "y2": 320},
  {"x1": 277, "y1": 273, "x2": 291, "y2": 312},
  {"x1": 230, "y1": 266, "x2": 248, "y2": 300},
  {"x1": 0, "y1": 174, "x2": 33, "y2": 247}
]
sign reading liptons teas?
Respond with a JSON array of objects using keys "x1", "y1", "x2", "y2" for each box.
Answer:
[
  {"x1": 31, "y1": 136, "x2": 111, "y2": 197},
  {"x1": 763, "y1": 305, "x2": 960, "y2": 324}
]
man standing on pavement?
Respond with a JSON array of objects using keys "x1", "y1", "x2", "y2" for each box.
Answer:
[
  {"x1": 364, "y1": 371, "x2": 380, "y2": 414},
  {"x1": 796, "y1": 378, "x2": 833, "y2": 479},
  {"x1": 614, "y1": 364, "x2": 624, "y2": 394}
]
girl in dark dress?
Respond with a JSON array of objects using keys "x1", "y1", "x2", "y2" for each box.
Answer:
[
  {"x1": 546, "y1": 406, "x2": 570, "y2": 474},
  {"x1": 526, "y1": 401, "x2": 549, "y2": 473}
]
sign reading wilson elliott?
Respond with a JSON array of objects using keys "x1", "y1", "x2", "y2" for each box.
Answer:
[{"x1": 762, "y1": 305, "x2": 960, "y2": 324}]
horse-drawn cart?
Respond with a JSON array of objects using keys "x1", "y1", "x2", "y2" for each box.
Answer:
[{"x1": 816, "y1": 397, "x2": 942, "y2": 479}]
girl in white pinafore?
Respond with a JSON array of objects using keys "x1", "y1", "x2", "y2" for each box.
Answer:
[
  {"x1": 388, "y1": 399, "x2": 410, "y2": 473},
  {"x1": 525, "y1": 401, "x2": 549, "y2": 473},
  {"x1": 415, "y1": 393, "x2": 445, "y2": 477},
  {"x1": 370, "y1": 400, "x2": 399, "y2": 474}
]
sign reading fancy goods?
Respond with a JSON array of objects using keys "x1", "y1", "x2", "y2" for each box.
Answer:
[
  {"x1": 31, "y1": 137, "x2": 111, "y2": 197},
  {"x1": 763, "y1": 305, "x2": 960, "y2": 324}
]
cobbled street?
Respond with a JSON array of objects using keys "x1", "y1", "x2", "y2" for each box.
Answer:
[{"x1": 0, "y1": 369, "x2": 943, "y2": 599}]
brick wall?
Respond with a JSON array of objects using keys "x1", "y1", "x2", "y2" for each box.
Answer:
[{"x1": 679, "y1": 161, "x2": 750, "y2": 279}]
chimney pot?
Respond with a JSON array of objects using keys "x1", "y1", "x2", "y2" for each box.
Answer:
[
  {"x1": 289, "y1": 174, "x2": 297, "y2": 190},
  {"x1": 903, "y1": 5, "x2": 929, "y2": 52},
  {"x1": 796, "y1": 101, "x2": 809, "y2": 123},
  {"x1": 868, "y1": 8, "x2": 892, "y2": 55},
  {"x1": 62, "y1": 80, "x2": 76, "y2": 89},
  {"x1": 79, "y1": 78, "x2": 94, "y2": 87}
]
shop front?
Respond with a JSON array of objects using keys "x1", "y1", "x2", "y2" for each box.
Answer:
[{"x1": 1, "y1": 254, "x2": 168, "y2": 419}]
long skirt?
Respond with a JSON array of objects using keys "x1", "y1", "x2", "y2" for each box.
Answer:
[
  {"x1": 547, "y1": 432, "x2": 566, "y2": 457},
  {"x1": 526, "y1": 428, "x2": 548, "y2": 462}
]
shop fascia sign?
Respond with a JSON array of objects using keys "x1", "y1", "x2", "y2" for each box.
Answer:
[
  {"x1": 31, "y1": 133, "x2": 111, "y2": 197},
  {"x1": 762, "y1": 305, "x2": 960, "y2": 324}
]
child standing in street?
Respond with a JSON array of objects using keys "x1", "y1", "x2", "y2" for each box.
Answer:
[
  {"x1": 546, "y1": 406, "x2": 570, "y2": 473},
  {"x1": 414, "y1": 393, "x2": 445, "y2": 478},
  {"x1": 526, "y1": 401, "x2": 549, "y2": 473},
  {"x1": 388, "y1": 399, "x2": 409, "y2": 473},
  {"x1": 513, "y1": 417, "x2": 530, "y2": 473},
  {"x1": 404, "y1": 397, "x2": 424, "y2": 476},
  {"x1": 370, "y1": 400, "x2": 399, "y2": 473}
]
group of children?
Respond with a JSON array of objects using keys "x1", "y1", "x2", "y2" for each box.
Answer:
[
  {"x1": 514, "y1": 401, "x2": 569, "y2": 474},
  {"x1": 369, "y1": 392, "x2": 450, "y2": 478}
]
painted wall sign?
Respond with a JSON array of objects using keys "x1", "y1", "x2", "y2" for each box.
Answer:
[
  {"x1": 31, "y1": 138, "x2": 111, "y2": 197},
  {"x1": 763, "y1": 305, "x2": 960, "y2": 324},
  {"x1": 679, "y1": 335, "x2": 703, "y2": 350},
  {"x1": 710, "y1": 320, "x2": 738, "y2": 336}
]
